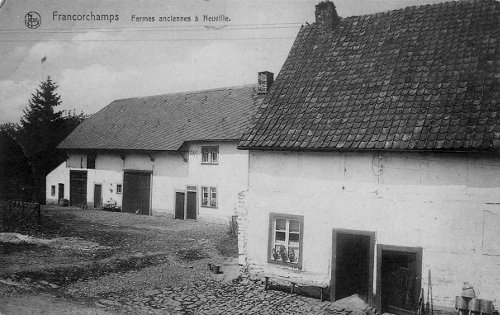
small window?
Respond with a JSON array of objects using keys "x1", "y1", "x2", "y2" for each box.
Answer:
[
  {"x1": 51, "y1": 185, "x2": 56, "y2": 196},
  {"x1": 201, "y1": 186, "x2": 217, "y2": 208},
  {"x1": 201, "y1": 146, "x2": 219, "y2": 164},
  {"x1": 268, "y1": 213, "x2": 304, "y2": 268},
  {"x1": 87, "y1": 153, "x2": 96, "y2": 169},
  {"x1": 116, "y1": 184, "x2": 122, "y2": 194}
]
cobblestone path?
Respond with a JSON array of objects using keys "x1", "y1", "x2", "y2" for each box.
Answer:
[{"x1": 97, "y1": 278, "x2": 343, "y2": 315}]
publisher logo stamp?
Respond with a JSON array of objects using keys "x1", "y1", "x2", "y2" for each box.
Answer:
[{"x1": 25, "y1": 11, "x2": 41, "y2": 29}]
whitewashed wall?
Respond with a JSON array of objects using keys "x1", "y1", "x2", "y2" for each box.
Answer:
[
  {"x1": 60, "y1": 151, "x2": 188, "y2": 212},
  {"x1": 240, "y1": 150, "x2": 500, "y2": 310},
  {"x1": 45, "y1": 161, "x2": 69, "y2": 204},
  {"x1": 187, "y1": 142, "x2": 249, "y2": 217},
  {"x1": 46, "y1": 141, "x2": 249, "y2": 217}
]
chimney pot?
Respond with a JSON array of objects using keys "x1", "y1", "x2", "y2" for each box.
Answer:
[
  {"x1": 315, "y1": 1, "x2": 340, "y2": 32},
  {"x1": 257, "y1": 71, "x2": 274, "y2": 94}
]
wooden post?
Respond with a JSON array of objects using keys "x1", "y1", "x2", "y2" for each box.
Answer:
[{"x1": 37, "y1": 203, "x2": 41, "y2": 225}]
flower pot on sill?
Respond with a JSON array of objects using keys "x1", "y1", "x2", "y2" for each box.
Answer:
[{"x1": 280, "y1": 254, "x2": 288, "y2": 262}]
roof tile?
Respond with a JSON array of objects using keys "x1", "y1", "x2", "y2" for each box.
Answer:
[
  {"x1": 60, "y1": 85, "x2": 262, "y2": 151},
  {"x1": 239, "y1": 0, "x2": 500, "y2": 151}
]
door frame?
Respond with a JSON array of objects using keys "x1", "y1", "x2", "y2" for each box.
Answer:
[
  {"x1": 58, "y1": 183, "x2": 64, "y2": 201},
  {"x1": 331, "y1": 229, "x2": 376, "y2": 304},
  {"x1": 185, "y1": 185, "x2": 198, "y2": 220},
  {"x1": 376, "y1": 244, "x2": 423, "y2": 312},
  {"x1": 174, "y1": 190, "x2": 186, "y2": 220},
  {"x1": 122, "y1": 169, "x2": 153, "y2": 215},
  {"x1": 93, "y1": 183, "x2": 103, "y2": 209}
]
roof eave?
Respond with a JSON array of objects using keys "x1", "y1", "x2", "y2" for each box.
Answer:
[{"x1": 237, "y1": 145, "x2": 500, "y2": 155}]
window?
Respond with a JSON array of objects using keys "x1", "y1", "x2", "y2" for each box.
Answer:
[
  {"x1": 116, "y1": 184, "x2": 122, "y2": 194},
  {"x1": 268, "y1": 213, "x2": 304, "y2": 268},
  {"x1": 201, "y1": 186, "x2": 217, "y2": 208},
  {"x1": 87, "y1": 153, "x2": 96, "y2": 169},
  {"x1": 51, "y1": 185, "x2": 56, "y2": 196},
  {"x1": 201, "y1": 146, "x2": 218, "y2": 164}
]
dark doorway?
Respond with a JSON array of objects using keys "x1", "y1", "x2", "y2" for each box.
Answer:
[
  {"x1": 331, "y1": 229, "x2": 375, "y2": 303},
  {"x1": 58, "y1": 183, "x2": 64, "y2": 201},
  {"x1": 186, "y1": 190, "x2": 197, "y2": 219},
  {"x1": 70, "y1": 170, "x2": 87, "y2": 207},
  {"x1": 94, "y1": 184, "x2": 102, "y2": 209},
  {"x1": 377, "y1": 245, "x2": 422, "y2": 315},
  {"x1": 175, "y1": 192, "x2": 185, "y2": 219},
  {"x1": 122, "y1": 171, "x2": 151, "y2": 215}
]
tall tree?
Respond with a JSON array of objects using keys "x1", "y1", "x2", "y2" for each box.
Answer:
[
  {"x1": 15, "y1": 77, "x2": 86, "y2": 202},
  {"x1": 19, "y1": 76, "x2": 62, "y2": 158}
]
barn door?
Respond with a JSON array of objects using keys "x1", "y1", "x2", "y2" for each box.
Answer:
[
  {"x1": 122, "y1": 171, "x2": 151, "y2": 215},
  {"x1": 94, "y1": 184, "x2": 102, "y2": 209},
  {"x1": 70, "y1": 170, "x2": 87, "y2": 207},
  {"x1": 175, "y1": 192, "x2": 185, "y2": 219}
]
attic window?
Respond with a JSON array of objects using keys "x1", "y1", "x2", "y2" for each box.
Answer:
[
  {"x1": 87, "y1": 153, "x2": 96, "y2": 169},
  {"x1": 201, "y1": 146, "x2": 218, "y2": 164}
]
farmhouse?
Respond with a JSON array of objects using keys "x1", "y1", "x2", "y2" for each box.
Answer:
[
  {"x1": 46, "y1": 72, "x2": 273, "y2": 218},
  {"x1": 237, "y1": 0, "x2": 500, "y2": 313}
]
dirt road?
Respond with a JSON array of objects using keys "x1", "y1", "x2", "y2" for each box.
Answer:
[{"x1": 0, "y1": 206, "x2": 238, "y2": 314}]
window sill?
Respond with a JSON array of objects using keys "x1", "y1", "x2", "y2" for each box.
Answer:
[
  {"x1": 201, "y1": 163, "x2": 219, "y2": 165},
  {"x1": 267, "y1": 259, "x2": 302, "y2": 270},
  {"x1": 201, "y1": 205, "x2": 218, "y2": 209}
]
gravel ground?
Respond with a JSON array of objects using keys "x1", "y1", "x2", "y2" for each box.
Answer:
[{"x1": 0, "y1": 206, "x2": 372, "y2": 315}]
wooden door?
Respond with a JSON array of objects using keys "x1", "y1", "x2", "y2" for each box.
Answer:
[
  {"x1": 331, "y1": 229, "x2": 375, "y2": 303},
  {"x1": 70, "y1": 170, "x2": 87, "y2": 207},
  {"x1": 186, "y1": 191, "x2": 197, "y2": 219},
  {"x1": 58, "y1": 183, "x2": 64, "y2": 200},
  {"x1": 175, "y1": 192, "x2": 185, "y2": 219},
  {"x1": 94, "y1": 184, "x2": 102, "y2": 209},
  {"x1": 377, "y1": 246, "x2": 422, "y2": 314},
  {"x1": 122, "y1": 171, "x2": 151, "y2": 215}
]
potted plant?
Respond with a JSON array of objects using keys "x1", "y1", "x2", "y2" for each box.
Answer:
[
  {"x1": 272, "y1": 248, "x2": 280, "y2": 261},
  {"x1": 279, "y1": 245, "x2": 288, "y2": 262},
  {"x1": 288, "y1": 248, "x2": 296, "y2": 263}
]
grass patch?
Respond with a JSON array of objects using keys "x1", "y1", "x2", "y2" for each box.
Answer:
[{"x1": 216, "y1": 235, "x2": 238, "y2": 258}]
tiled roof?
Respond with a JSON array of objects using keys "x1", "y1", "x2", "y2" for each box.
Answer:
[
  {"x1": 239, "y1": 0, "x2": 500, "y2": 151},
  {"x1": 58, "y1": 85, "x2": 263, "y2": 151}
]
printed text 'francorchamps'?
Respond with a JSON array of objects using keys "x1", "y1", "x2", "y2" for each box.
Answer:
[{"x1": 53, "y1": 11, "x2": 119, "y2": 23}]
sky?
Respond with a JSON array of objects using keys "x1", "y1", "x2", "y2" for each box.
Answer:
[{"x1": 0, "y1": 0, "x2": 452, "y2": 124}]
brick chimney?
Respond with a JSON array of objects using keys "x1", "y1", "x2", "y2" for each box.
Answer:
[
  {"x1": 315, "y1": 1, "x2": 340, "y2": 32},
  {"x1": 257, "y1": 71, "x2": 274, "y2": 94}
]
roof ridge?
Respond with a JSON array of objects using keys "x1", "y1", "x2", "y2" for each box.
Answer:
[
  {"x1": 334, "y1": 0, "x2": 493, "y2": 21},
  {"x1": 112, "y1": 83, "x2": 256, "y2": 103}
]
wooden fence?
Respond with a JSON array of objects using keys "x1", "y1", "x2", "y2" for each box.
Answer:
[{"x1": 0, "y1": 199, "x2": 41, "y2": 226}]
